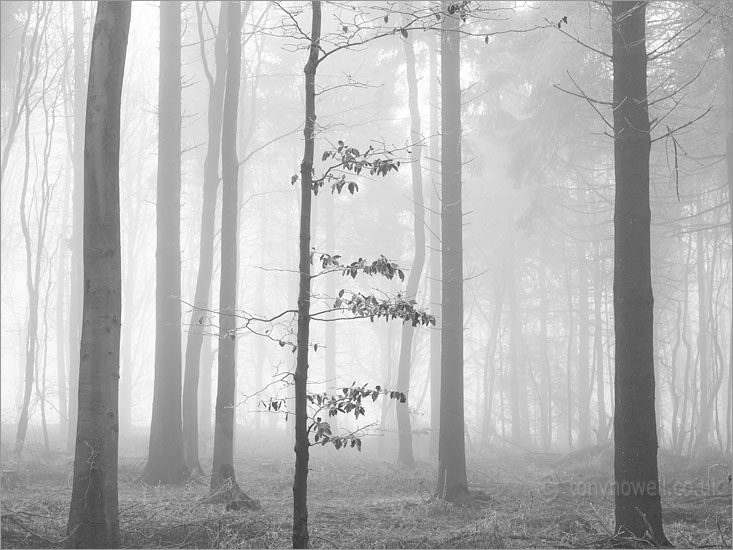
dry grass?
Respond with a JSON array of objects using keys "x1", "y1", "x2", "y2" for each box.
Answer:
[{"x1": 1, "y1": 441, "x2": 730, "y2": 548}]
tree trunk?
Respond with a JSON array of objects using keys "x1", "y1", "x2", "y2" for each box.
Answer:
[
  {"x1": 183, "y1": 0, "x2": 227, "y2": 476},
  {"x1": 725, "y1": 33, "x2": 733, "y2": 455},
  {"x1": 594, "y1": 244, "x2": 608, "y2": 443},
  {"x1": 611, "y1": 2, "x2": 668, "y2": 543},
  {"x1": 577, "y1": 261, "x2": 591, "y2": 447},
  {"x1": 67, "y1": 0, "x2": 85, "y2": 454},
  {"x1": 292, "y1": 3, "x2": 320, "y2": 546},
  {"x1": 436, "y1": 2, "x2": 468, "y2": 503},
  {"x1": 210, "y1": 0, "x2": 243, "y2": 498},
  {"x1": 56, "y1": 162, "x2": 71, "y2": 444},
  {"x1": 565, "y1": 260, "x2": 574, "y2": 449},
  {"x1": 693, "y1": 201, "x2": 711, "y2": 450},
  {"x1": 427, "y1": 31, "x2": 441, "y2": 461},
  {"x1": 395, "y1": 16, "x2": 426, "y2": 469},
  {"x1": 67, "y1": 2, "x2": 129, "y2": 546},
  {"x1": 506, "y1": 242, "x2": 526, "y2": 449},
  {"x1": 203, "y1": 0, "x2": 254, "y2": 506},
  {"x1": 15, "y1": 48, "x2": 47, "y2": 458},
  {"x1": 142, "y1": 0, "x2": 187, "y2": 485},
  {"x1": 538, "y1": 237, "x2": 551, "y2": 449}
]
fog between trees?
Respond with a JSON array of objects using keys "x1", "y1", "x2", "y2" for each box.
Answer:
[{"x1": 0, "y1": 1, "x2": 731, "y2": 549}]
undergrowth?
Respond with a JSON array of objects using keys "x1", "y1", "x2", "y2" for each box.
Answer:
[{"x1": 1, "y1": 442, "x2": 730, "y2": 548}]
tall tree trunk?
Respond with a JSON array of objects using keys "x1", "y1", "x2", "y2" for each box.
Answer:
[
  {"x1": 183, "y1": 0, "x2": 227, "y2": 476},
  {"x1": 436, "y1": 1, "x2": 468, "y2": 503},
  {"x1": 293, "y1": 3, "x2": 320, "y2": 546},
  {"x1": 577, "y1": 261, "x2": 591, "y2": 447},
  {"x1": 565, "y1": 261, "x2": 574, "y2": 449},
  {"x1": 56, "y1": 213, "x2": 69, "y2": 444},
  {"x1": 16, "y1": 41, "x2": 50, "y2": 457},
  {"x1": 67, "y1": 0, "x2": 85, "y2": 454},
  {"x1": 507, "y1": 246, "x2": 523, "y2": 448},
  {"x1": 725, "y1": 32, "x2": 733, "y2": 455},
  {"x1": 210, "y1": 0, "x2": 243, "y2": 498},
  {"x1": 15, "y1": 104, "x2": 37, "y2": 457},
  {"x1": 594, "y1": 244, "x2": 608, "y2": 443},
  {"x1": 538, "y1": 236, "x2": 551, "y2": 449},
  {"x1": 67, "y1": 2, "x2": 130, "y2": 546},
  {"x1": 693, "y1": 201, "x2": 711, "y2": 450},
  {"x1": 142, "y1": 0, "x2": 187, "y2": 485},
  {"x1": 395, "y1": 16, "x2": 426, "y2": 469},
  {"x1": 611, "y1": 2, "x2": 668, "y2": 543},
  {"x1": 427, "y1": 31, "x2": 441, "y2": 461}
]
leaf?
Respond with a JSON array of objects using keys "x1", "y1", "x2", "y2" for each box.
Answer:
[
  {"x1": 485, "y1": 35, "x2": 489, "y2": 44},
  {"x1": 198, "y1": 316, "x2": 204, "y2": 324},
  {"x1": 291, "y1": 174, "x2": 299, "y2": 185},
  {"x1": 400, "y1": 28, "x2": 408, "y2": 39},
  {"x1": 314, "y1": 343, "x2": 319, "y2": 352},
  {"x1": 342, "y1": 25, "x2": 348, "y2": 33},
  {"x1": 383, "y1": 15, "x2": 388, "y2": 23}
]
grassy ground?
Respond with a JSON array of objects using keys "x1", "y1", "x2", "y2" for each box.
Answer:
[{"x1": 1, "y1": 439, "x2": 730, "y2": 548}]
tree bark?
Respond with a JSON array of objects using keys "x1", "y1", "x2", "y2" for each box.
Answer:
[
  {"x1": 142, "y1": 0, "x2": 187, "y2": 485},
  {"x1": 183, "y1": 0, "x2": 227, "y2": 476},
  {"x1": 593, "y1": 243, "x2": 608, "y2": 443},
  {"x1": 725, "y1": 32, "x2": 732, "y2": 455},
  {"x1": 507, "y1": 244, "x2": 524, "y2": 448},
  {"x1": 538, "y1": 235, "x2": 551, "y2": 448},
  {"x1": 693, "y1": 206, "x2": 712, "y2": 451},
  {"x1": 292, "y1": 3, "x2": 320, "y2": 546},
  {"x1": 67, "y1": 2, "x2": 129, "y2": 546},
  {"x1": 611, "y1": 2, "x2": 668, "y2": 544},
  {"x1": 427, "y1": 31, "x2": 441, "y2": 461},
  {"x1": 210, "y1": 0, "x2": 243, "y2": 499},
  {"x1": 395, "y1": 15, "x2": 426, "y2": 469},
  {"x1": 577, "y1": 261, "x2": 591, "y2": 447},
  {"x1": 436, "y1": 1, "x2": 468, "y2": 503}
]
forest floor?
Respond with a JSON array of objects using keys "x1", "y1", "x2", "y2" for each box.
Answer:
[{"x1": 1, "y1": 437, "x2": 731, "y2": 549}]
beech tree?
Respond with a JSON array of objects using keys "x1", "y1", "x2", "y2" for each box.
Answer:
[
  {"x1": 394, "y1": 9, "x2": 427, "y2": 470},
  {"x1": 210, "y1": 0, "x2": 248, "y2": 501},
  {"x1": 182, "y1": 0, "x2": 227, "y2": 477},
  {"x1": 611, "y1": 2, "x2": 668, "y2": 544},
  {"x1": 286, "y1": 3, "x2": 435, "y2": 545},
  {"x1": 12, "y1": 1, "x2": 51, "y2": 458},
  {"x1": 67, "y1": 1, "x2": 130, "y2": 546},
  {"x1": 436, "y1": 0, "x2": 469, "y2": 503},
  {"x1": 142, "y1": 0, "x2": 187, "y2": 485}
]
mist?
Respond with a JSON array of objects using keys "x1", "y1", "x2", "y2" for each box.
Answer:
[{"x1": 1, "y1": 2, "x2": 731, "y2": 549}]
